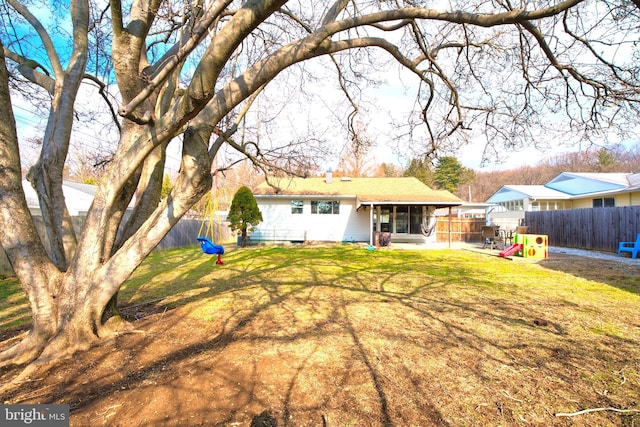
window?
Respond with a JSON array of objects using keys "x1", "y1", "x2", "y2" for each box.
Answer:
[
  {"x1": 379, "y1": 207, "x2": 390, "y2": 231},
  {"x1": 291, "y1": 200, "x2": 303, "y2": 214},
  {"x1": 410, "y1": 206, "x2": 423, "y2": 235},
  {"x1": 593, "y1": 197, "x2": 615, "y2": 208},
  {"x1": 395, "y1": 206, "x2": 408, "y2": 233},
  {"x1": 311, "y1": 200, "x2": 340, "y2": 214}
]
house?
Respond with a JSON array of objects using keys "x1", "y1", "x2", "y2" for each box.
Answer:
[
  {"x1": 485, "y1": 172, "x2": 640, "y2": 228},
  {"x1": 545, "y1": 172, "x2": 639, "y2": 208},
  {"x1": 22, "y1": 180, "x2": 98, "y2": 216},
  {"x1": 251, "y1": 173, "x2": 463, "y2": 246}
]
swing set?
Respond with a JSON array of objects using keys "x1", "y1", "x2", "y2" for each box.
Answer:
[{"x1": 197, "y1": 195, "x2": 225, "y2": 265}]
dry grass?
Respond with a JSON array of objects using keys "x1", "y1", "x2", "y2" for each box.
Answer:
[{"x1": 1, "y1": 244, "x2": 639, "y2": 426}]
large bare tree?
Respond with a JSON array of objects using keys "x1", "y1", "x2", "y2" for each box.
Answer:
[{"x1": 1, "y1": 0, "x2": 639, "y2": 381}]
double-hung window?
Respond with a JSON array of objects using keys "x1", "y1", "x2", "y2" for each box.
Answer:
[
  {"x1": 311, "y1": 200, "x2": 340, "y2": 214},
  {"x1": 291, "y1": 200, "x2": 303, "y2": 214},
  {"x1": 592, "y1": 197, "x2": 615, "y2": 208}
]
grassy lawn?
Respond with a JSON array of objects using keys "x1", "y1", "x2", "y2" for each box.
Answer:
[
  {"x1": 0, "y1": 278, "x2": 29, "y2": 331},
  {"x1": 2, "y1": 244, "x2": 639, "y2": 426}
]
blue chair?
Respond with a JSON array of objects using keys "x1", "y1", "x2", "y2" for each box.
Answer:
[{"x1": 618, "y1": 233, "x2": 640, "y2": 259}]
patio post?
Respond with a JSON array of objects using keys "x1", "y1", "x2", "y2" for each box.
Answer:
[
  {"x1": 369, "y1": 203, "x2": 374, "y2": 246},
  {"x1": 449, "y1": 206, "x2": 452, "y2": 248}
]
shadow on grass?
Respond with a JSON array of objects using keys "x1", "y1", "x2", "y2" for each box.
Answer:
[
  {"x1": 3, "y1": 245, "x2": 639, "y2": 426},
  {"x1": 538, "y1": 253, "x2": 640, "y2": 294}
]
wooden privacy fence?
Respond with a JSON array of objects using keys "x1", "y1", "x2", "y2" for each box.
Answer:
[
  {"x1": 156, "y1": 218, "x2": 232, "y2": 250},
  {"x1": 0, "y1": 218, "x2": 232, "y2": 277},
  {"x1": 525, "y1": 206, "x2": 640, "y2": 253},
  {"x1": 435, "y1": 217, "x2": 485, "y2": 243}
]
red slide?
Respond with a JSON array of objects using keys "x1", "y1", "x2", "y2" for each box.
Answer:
[{"x1": 499, "y1": 243, "x2": 523, "y2": 258}]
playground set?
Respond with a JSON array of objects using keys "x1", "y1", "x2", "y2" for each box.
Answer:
[{"x1": 499, "y1": 234, "x2": 548, "y2": 259}]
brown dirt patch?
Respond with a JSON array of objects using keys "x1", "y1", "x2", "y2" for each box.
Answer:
[{"x1": 1, "y1": 251, "x2": 639, "y2": 426}]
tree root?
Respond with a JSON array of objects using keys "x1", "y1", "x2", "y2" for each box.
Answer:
[
  {"x1": 99, "y1": 315, "x2": 137, "y2": 338},
  {"x1": 555, "y1": 407, "x2": 640, "y2": 417},
  {"x1": 0, "y1": 331, "x2": 47, "y2": 368},
  {"x1": 0, "y1": 377, "x2": 43, "y2": 388},
  {"x1": 0, "y1": 330, "x2": 28, "y2": 350},
  {"x1": 0, "y1": 329, "x2": 97, "y2": 398},
  {"x1": 0, "y1": 316, "x2": 143, "y2": 398}
]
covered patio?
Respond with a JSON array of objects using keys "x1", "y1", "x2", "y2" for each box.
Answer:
[{"x1": 360, "y1": 201, "x2": 463, "y2": 247}]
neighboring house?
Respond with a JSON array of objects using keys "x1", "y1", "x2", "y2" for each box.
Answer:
[
  {"x1": 435, "y1": 202, "x2": 491, "y2": 218},
  {"x1": 1, "y1": 181, "x2": 102, "y2": 276},
  {"x1": 252, "y1": 173, "x2": 463, "y2": 245},
  {"x1": 22, "y1": 180, "x2": 98, "y2": 217},
  {"x1": 485, "y1": 172, "x2": 640, "y2": 228},
  {"x1": 545, "y1": 172, "x2": 640, "y2": 208}
]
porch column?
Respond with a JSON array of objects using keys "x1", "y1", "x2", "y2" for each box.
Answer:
[
  {"x1": 392, "y1": 206, "x2": 396, "y2": 233},
  {"x1": 423, "y1": 206, "x2": 427, "y2": 233},
  {"x1": 448, "y1": 206, "x2": 452, "y2": 248},
  {"x1": 369, "y1": 204, "x2": 374, "y2": 246}
]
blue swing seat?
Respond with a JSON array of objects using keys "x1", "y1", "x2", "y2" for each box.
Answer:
[{"x1": 197, "y1": 237, "x2": 225, "y2": 255}]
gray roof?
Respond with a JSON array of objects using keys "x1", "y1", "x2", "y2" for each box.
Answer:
[{"x1": 22, "y1": 180, "x2": 97, "y2": 216}]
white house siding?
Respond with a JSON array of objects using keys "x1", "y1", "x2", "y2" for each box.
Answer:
[{"x1": 255, "y1": 197, "x2": 370, "y2": 242}]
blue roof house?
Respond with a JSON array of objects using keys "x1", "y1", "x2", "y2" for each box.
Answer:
[{"x1": 485, "y1": 172, "x2": 640, "y2": 229}]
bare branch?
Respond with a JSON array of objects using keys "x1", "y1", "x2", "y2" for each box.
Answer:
[
  {"x1": 118, "y1": 0, "x2": 234, "y2": 118},
  {"x1": 83, "y1": 74, "x2": 122, "y2": 133},
  {"x1": 2, "y1": 47, "x2": 55, "y2": 93},
  {"x1": 321, "y1": 0, "x2": 350, "y2": 26},
  {"x1": 5, "y1": 0, "x2": 63, "y2": 76}
]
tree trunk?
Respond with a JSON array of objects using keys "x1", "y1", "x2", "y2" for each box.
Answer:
[
  {"x1": 1, "y1": 36, "x2": 215, "y2": 368},
  {"x1": 240, "y1": 225, "x2": 248, "y2": 247},
  {"x1": 18, "y1": 0, "x2": 89, "y2": 271},
  {"x1": 0, "y1": 128, "x2": 214, "y2": 372},
  {"x1": 0, "y1": 41, "x2": 64, "y2": 368},
  {"x1": 1, "y1": 0, "x2": 298, "y2": 373}
]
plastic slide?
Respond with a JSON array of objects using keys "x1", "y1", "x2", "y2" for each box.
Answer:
[{"x1": 499, "y1": 243, "x2": 523, "y2": 258}]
